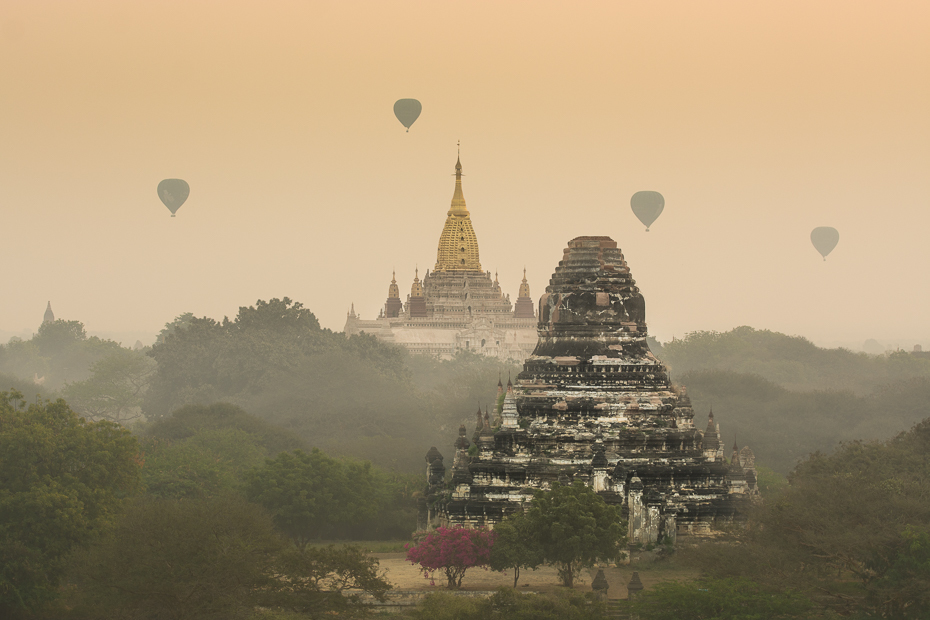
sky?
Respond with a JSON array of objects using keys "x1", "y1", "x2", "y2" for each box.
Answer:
[{"x1": 2, "y1": 1, "x2": 928, "y2": 349}]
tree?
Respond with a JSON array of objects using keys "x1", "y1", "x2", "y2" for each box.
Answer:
[
  {"x1": 685, "y1": 418, "x2": 930, "y2": 618},
  {"x1": 405, "y1": 526, "x2": 496, "y2": 589},
  {"x1": 0, "y1": 391, "x2": 141, "y2": 618},
  {"x1": 245, "y1": 449, "x2": 381, "y2": 546},
  {"x1": 489, "y1": 509, "x2": 544, "y2": 587},
  {"x1": 141, "y1": 428, "x2": 269, "y2": 499},
  {"x1": 630, "y1": 577, "x2": 813, "y2": 620},
  {"x1": 61, "y1": 348, "x2": 156, "y2": 425},
  {"x1": 0, "y1": 320, "x2": 122, "y2": 390},
  {"x1": 32, "y1": 319, "x2": 87, "y2": 356},
  {"x1": 524, "y1": 482, "x2": 626, "y2": 588},
  {"x1": 69, "y1": 496, "x2": 392, "y2": 620},
  {"x1": 143, "y1": 402, "x2": 307, "y2": 455},
  {"x1": 269, "y1": 544, "x2": 391, "y2": 616},
  {"x1": 69, "y1": 495, "x2": 282, "y2": 620},
  {"x1": 155, "y1": 311, "x2": 194, "y2": 344}
]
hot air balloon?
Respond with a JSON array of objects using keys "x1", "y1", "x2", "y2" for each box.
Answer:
[
  {"x1": 157, "y1": 179, "x2": 190, "y2": 217},
  {"x1": 810, "y1": 226, "x2": 839, "y2": 261},
  {"x1": 393, "y1": 99, "x2": 422, "y2": 132},
  {"x1": 630, "y1": 191, "x2": 664, "y2": 232}
]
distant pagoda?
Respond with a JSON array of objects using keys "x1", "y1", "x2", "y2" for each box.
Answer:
[
  {"x1": 345, "y1": 149, "x2": 537, "y2": 360},
  {"x1": 419, "y1": 236, "x2": 758, "y2": 544}
]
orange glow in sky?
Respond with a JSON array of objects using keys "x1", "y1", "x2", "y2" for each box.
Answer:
[{"x1": 1, "y1": 1, "x2": 928, "y2": 348}]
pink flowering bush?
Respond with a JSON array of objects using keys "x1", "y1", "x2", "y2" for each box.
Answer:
[{"x1": 405, "y1": 526, "x2": 496, "y2": 589}]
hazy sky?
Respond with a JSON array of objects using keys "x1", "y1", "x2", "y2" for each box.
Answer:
[{"x1": 2, "y1": 1, "x2": 928, "y2": 348}]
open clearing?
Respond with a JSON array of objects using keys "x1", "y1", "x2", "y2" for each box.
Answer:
[{"x1": 372, "y1": 552, "x2": 699, "y2": 599}]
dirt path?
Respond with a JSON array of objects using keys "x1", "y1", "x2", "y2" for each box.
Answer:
[{"x1": 372, "y1": 553, "x2": 698, "y2": 600}]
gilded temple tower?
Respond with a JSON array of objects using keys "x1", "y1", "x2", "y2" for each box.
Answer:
[
  {"x1": 435, "y1": 152, "x2": 481, "y2": 272},
  {"x1": 344, "y1": 149, "x2": 538, "y2": 360}
]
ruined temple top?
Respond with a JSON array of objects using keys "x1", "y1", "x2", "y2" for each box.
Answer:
[
  {"x1": 515, "y1": 234, "x2": 672, "y2": 420},
  {"x1": 530, "y1": 235, "x2": 649, "y2": 360},
  {"x1": 435, "y1": 152, "x2": 481, "y2": 272}
]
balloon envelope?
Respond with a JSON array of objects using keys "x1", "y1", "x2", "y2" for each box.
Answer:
[
  {"x1": 810, "y1": 226, "x2": 839, "y2": 260},
  {"x1": 157, "y1": 179, "x2": 190, "y2": 217},
  {"x1": 393, "y1": 99, "x2": 422, "y2": 131},
  {"x1": 630, "y1": 191, "x2": 665, "y2": 231}
]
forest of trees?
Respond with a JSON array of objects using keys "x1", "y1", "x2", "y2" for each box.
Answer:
[
  {"x1": 3, "y1": 302, "x2": 930, "y2": 617},
  {"x1": 3, "y1": 309, "x2": 927, "y2": 475}
]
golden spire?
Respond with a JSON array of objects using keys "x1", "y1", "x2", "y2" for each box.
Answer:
[
  {"x1": 519, "y1": 267, "x2": 531, "y2": 298},
  {"x1": 388, "y1": 269, "x2": 400, "y2": 299},
  {"x1": 435, "y1": 145, "x2": 481, "y2": 272},
  {"x1": 410, "y1": 268, "x2": 424, "y2": 297}
]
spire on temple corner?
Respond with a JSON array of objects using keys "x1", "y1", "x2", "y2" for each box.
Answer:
[
  {"x1": 408, "y1": 268, "x2": 427, "y2": 317},
  {"x1": 514, "y1": 267, "x2": 535, "y2": 318},
  {"x1": 43, "y1": 301, "x2": 55, "y2": 325},
  {"x1": 384, "y1": 270, "x2": 403, "y2": 318}
]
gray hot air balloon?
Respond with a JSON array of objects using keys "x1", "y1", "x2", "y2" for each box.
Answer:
[
  {"x1": 630, "y1": 191, "x2": 665, "y2": 232},
  {"x1": 157, "y1": 179, "x2": 190, "y2": 217},
  {"x1": 393, "y1": 99, "x2": 422, "y2": 132},
  {"x1": 810, "y1": 226, "x2": 839, "y2": 261}
]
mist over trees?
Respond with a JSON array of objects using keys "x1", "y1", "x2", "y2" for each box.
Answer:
[
  {"x1": 656, "y1": 327, "x2": 930, "y2": 473},
  {"x1": 666, "y1": 419, "x2": 930, "y2": 619},
  {"x1": 2, "y1": 307, "x2": 928, "y2": 478},
  {"x1": 0, "y1": 320, "x2": 123, "y2": 391},
  {"x1": 143, "y1": 297, "x2": 520, "y2": 472}
]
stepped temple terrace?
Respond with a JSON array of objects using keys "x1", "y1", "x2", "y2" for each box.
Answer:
[
  {"x1": 344, "y1": 152, "x2": 537, "y2": 361},
  {"x1": 418, "y1": 236, "x2": 758, "y2": 544}
]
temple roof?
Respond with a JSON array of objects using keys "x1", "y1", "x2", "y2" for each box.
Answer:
[{"x1": 435, "y1": 150, "x2": 481, "y2": 272}]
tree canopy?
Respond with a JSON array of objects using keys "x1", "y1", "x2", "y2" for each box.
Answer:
[
  {"x1": 245, "y1": 449, "x2": 382, "y2": 546},
  {"x1": 488, "y1": 509, "x2": 544, "y2": 587},
  {"x1": 0, "y1": 391, "x2": 141, "y2": 618},
  {"x1": 0, "y1": 320, "x2": 122, "y2": 390},
  {"x1": 661, "y1": 326, "x2": 930, "y2": 394},
  {"x1": 69, "y1": 495, "x2": 281, "y2": 620},
  {"x1": 67, "y1": 494, "x2": 392, "y2": 620},
  {"x1": 683, "y1": 418, "x2": 930, "y2": 618},
  {"x1": 61, "y1": 348, "x2": 156, "y2": 425},
  {"x1": 405, "y1": 526, "x2": 495, "y2": 588},
  {"x1": 144, "y1": 299, "x2": 520, "y2": 472},
  {"x1": 523, "y1": 482, "x2": 626, "y2": 588}
]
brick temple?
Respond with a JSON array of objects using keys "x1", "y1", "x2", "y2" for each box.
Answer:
[{"x1": 419, "y1": 236, "x2": 757, "y2": 544}]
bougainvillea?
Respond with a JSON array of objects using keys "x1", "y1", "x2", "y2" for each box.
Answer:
[{"x1": 405, "y1": 526, "x2": 496, "y2": 588}]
